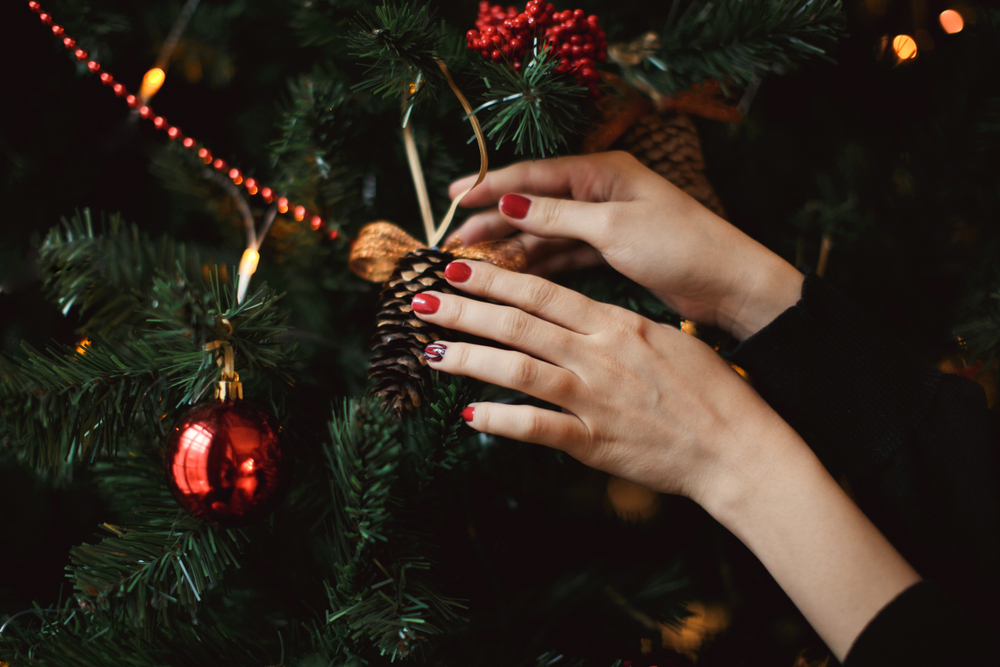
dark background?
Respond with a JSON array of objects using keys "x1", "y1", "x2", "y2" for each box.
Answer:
[{"x1": 1, "y1": 0, "x2": 997, "y2": 663}]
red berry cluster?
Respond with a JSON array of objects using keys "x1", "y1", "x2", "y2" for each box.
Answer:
[{"x1": 466, "y1": 1, "x2": 607, "y2": 95}]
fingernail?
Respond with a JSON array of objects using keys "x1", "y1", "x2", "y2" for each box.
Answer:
[
  {"x1": 461, "y1": 406, "x2": 475, "y2": 422},
  {"x1": 499, "y1": 193, "x2": 531, "y2": 219},
  {"x1": 412, "y1": 293, "x2": 440, "y2": 314},
  {"x1": 444, "y1": 261, "x2": 472, "y2": 283},
  {"x1": 424, "y1": 343, "x2": 446, "y2": 362}
]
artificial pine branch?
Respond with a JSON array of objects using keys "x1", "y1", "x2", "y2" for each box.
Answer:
[
  {"x1": 0, "y1": 608, "x2": 267, "y2": 667},
  {"x1": 474, "y1": 47, "x2": 588, "y2": 158},
  {"x1": 349, "y1": 1, "x2": 447, "y2": 101},
  {"x1": 3, "y1": 216, "x2": 296, "y2": 471},
  {"x1": 635, "y1": 0, "x2": 846, "y2": 96},
  {"x1": 270, "y1": 72, "x2": 362, "y2": 222},
  {"x1": 320, "y1": 395, "x2": 466, "y2": 658},
  {"x1": 64, "y1": 457, "x2": 248, "y2": 635},
  {"x1": 0, "y1": 337, "x2": 162, "y2": 470},
  {"x1": 403, "y1": 375, "x2": 477, "y2": 490},
  {"x1": 39, "y1": 210, "x2": 203, "y2": 340}
]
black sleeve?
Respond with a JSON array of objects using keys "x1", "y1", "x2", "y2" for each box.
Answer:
[
  {"x1": 844, "y1": 581, "x2": 992, "y2": 667},
  {"x1": 728, "y1": 273, "x2": 1000, "y2": 627}
]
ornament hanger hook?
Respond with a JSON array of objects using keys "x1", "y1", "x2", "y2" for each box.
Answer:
[{"x1": 205, "y1": 339, "x2": 242, "y2": 401}]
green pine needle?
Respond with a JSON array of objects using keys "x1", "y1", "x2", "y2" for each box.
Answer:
[
  {"x1": 349, "y1": 2, "x2": 446, "y2": 102},
  {"x1": 631, "y1": 0, "x2": 846, "y2": 96},
  {"x1": 474, "y1": 47, "x2": 588, "y2": 158}
]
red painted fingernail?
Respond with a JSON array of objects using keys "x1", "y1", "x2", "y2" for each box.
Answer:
[
  {"x1": 499, "y1": 193, "x2": 531, "y2": 219},
  {"x1": 444, "y1": 261, "x2": 472, "y2": 283},
  {"x1": 412, "y1": 293, "x2": 440, "y2": 314},
  {"x1": 461, "y1": 406, "x2": 475, "y2": 422},
  {"x1": 424, "y1": 343, "x2": 446, "y2": 362}
]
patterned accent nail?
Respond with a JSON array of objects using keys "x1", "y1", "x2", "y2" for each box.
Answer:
[
  {"x1": 412, "y1": 293, "x2": 440, "y2": 314},
  {"x1": 424, "y1": 343, "x2": 446, "y2": 362},
  {"x1": 461, "y1": 406, "x2": 475, "y2": 422},
  {"x1": 444, "y1": 261, "x2": 472, "y2": 283},
  {"x1": 499, "y1": 193, "x2": 531, "y2": 219}
]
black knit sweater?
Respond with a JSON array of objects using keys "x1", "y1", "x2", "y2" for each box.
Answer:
[{"x1": 728, "y1": 273, "x2": 999, "y2": 665}]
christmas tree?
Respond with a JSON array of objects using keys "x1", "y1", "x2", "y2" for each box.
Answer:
[{"x1": 1, "y1": 1, "x2": 997, "y2": 665}]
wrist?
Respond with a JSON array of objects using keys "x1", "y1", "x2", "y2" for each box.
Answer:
[{"x1": 719, "y1": 251, "x2": 803, "y2": 342}]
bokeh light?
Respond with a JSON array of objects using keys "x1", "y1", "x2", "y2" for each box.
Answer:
[
  {"x1": 892, "y1": 34, "x2": 918, "y2": 61},
  {"x1": 940, "y1": 10, "x2": 964, "y2": 34}
]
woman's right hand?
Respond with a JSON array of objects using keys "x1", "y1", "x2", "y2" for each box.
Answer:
[{"x1": 448, "y1": 152, "x2": 803, "y2": 341}]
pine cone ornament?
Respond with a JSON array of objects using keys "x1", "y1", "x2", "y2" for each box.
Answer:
[
  {"x1": 582, "y1": 72, "x2": 730, "y2": 219},
  {"x1": 349, "y1": 222, "x2": 526, "y2": 418},
  {"x1": 613, "y1": 111, "x2": 725, "y2": 218},
  {"x1": 369, "y1": 248, "x2": 457, "y2": 417}
]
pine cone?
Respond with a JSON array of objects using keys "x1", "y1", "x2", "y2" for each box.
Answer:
[
  {"x1": 369, "y1": 247, "x2": 457, "y2": 417},
  {"x1": 613, "y1": 111, "x2": 726, "y2": 219}
]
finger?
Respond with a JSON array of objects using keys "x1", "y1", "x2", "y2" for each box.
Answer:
[
  {"x1": 445, "y1": 209, "x2": 515, "y2": 247},
  {"x1": 460, "y1": 402, "x2": 588, "y2": 453},
  {"x1": 424, "y1": 341, "x2": 577, "y2": 407},
  {"x1": 413, "y1": 289, "x2": 582, "y2": 362},
  {"x1": 496, "y1": 194, "x2": 626, "y2": 254},
  {"x1": 526, "y1": 245, "x2": 604, "y2": 277},
  {"x1": 449, "y1": 152, "x2": 653, "y2": 207},
  {"x1": 437, "y1": 260, "x2": 607, "y2": 335}
]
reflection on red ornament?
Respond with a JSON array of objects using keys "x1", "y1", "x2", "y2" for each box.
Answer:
[{"x1": 165, "y1": 401, "x2": 287, "y2": 527}]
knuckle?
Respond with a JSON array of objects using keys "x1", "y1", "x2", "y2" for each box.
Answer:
[
  {"x1": 508, "y1": 355, "x2": 537, "y2": 388},
  {"x1": 499, "y1": 309, "x2": 533, "y2": 346},
  {"x1": 541, "y1": 197, "x2": 568, "y2": 227},
  {"x1": 548, "y1": 370, "x2": 576, "y2": 398},
  {"x1": 605, "y1": 150, "x2": 640, "y2": 171},
  {"x1": 454, "y1": 343, "x2": 473, "y2": 370},
  {"x1": 523, "y1": 410, "x2": 548, "y2": 441},
  {"x1": 524, "y1": 278, "x2": 557, "y2": 313}
]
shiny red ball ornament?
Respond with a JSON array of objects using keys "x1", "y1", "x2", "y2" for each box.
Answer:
[{"x1": 165, "y1": 400, "x2": 288, "y2": 527}]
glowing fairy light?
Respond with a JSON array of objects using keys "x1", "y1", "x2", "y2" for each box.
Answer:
[
  {"x1": 139, "y1": 67, "x2": 166, "y2": 102},
  {"x1": 237, "y1": 248, "x2": 260, "y2": 303}
]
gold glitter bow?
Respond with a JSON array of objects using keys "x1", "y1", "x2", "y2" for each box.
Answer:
[{"x1": 348, "y1": 221, "x2": 525, "y2": 284}]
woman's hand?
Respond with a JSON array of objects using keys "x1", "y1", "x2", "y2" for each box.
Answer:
[
  {"x1": 447, "y1": 152, "x2": 803, "y2": 341},
  {"x1": 413, "y1": 259, "x2": 921, "y2": 662},
  {"x1": 413, "y1": 259, "x2": 788, "y2": 507}
]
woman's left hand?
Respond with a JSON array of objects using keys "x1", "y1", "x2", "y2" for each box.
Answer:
[{"x1": 412, "y1": 259, "x2": 791, "y2": 509}]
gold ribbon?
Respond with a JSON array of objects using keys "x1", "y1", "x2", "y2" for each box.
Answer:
[
  {"x1": 348, "y1": 221, "x2": 525, "y2": 284},
  {"x1": 349, "y1": 60, "x2": 513, "y2": 283},
  {"x1": 403, "y1": 60, "x2": 490, "y2": 250}
]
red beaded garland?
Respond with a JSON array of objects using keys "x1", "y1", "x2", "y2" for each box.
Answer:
[
  {"x1": 465, "y1": 1, "x2": 606, "y2": 95},
  {"x1": 165, "y1": 400, "x2": 288, "y2": 527},
  {"x1": 28, "y1": 0, "x2": 325, "y2": 238}
]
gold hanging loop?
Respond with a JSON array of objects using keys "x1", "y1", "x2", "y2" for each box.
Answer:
[{"x1": 204, "y1": 339, "x2": 243, "y2": 401}]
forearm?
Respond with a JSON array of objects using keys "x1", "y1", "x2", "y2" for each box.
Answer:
[{"x1": 704, "y1": 419, "x2": 921, "y2": 662}]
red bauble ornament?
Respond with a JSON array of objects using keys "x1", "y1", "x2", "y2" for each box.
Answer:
[{"x1": 165, "y1": 400, "x2": 288, "y2": 527}]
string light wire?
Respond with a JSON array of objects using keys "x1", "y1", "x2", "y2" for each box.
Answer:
[{"x1": 26, "y1": 1, "x2": 338, "y2": 301}]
